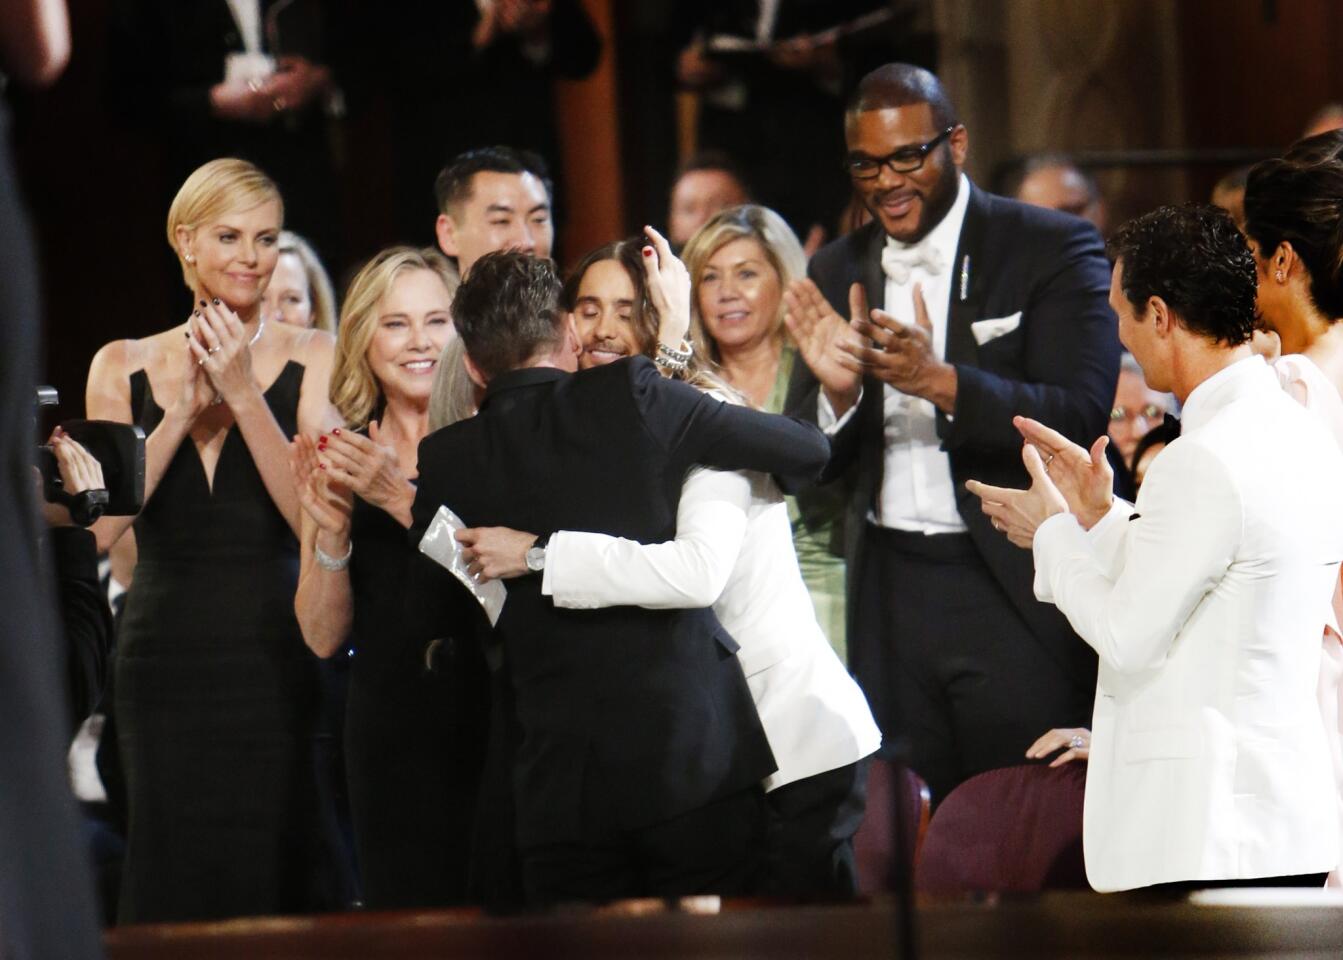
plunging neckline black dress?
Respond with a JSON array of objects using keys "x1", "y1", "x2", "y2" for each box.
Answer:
[{"x1": 114, "y1": 362, "x2": 329, "y2": 922}]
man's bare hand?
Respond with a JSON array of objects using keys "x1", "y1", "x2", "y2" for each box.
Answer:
[
  {"x1": 457, "y1": 526, "x2": 538, "y2": 581},
  {"x1": 782, "y1": 279, "x2": 864, "y2": 415},
  {"x1": 1013, "y1": 416, "x2": 1114, "y2": 529},
  {"x1": 966, "y1": 443, "x2": 1069, "y2": 548},
  {"x1": 839, "y1": 282, "x2": 957, "y2": 413}
]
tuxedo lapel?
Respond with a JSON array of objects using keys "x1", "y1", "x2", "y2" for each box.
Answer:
[
  {"x1": 860, "y1": 223, "x2": 886, "y2": 318},
  {"x1": 944, "y1": 186, "x2": 988, "y2": 368}
]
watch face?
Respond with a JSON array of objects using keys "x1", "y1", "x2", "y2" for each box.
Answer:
[{"x1": 526, "y1": 546, "x2": 545, "y2": 571}]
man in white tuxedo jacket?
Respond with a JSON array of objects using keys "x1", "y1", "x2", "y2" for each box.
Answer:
[{"x1": 969, "y1": 204, "x2": 1343, "y2": 891}]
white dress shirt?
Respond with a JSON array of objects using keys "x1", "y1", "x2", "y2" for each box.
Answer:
[
  {"x1": 542, "y1": 466, "x2": 881, "y2": 792},
  {"x1": 819, "y1": 174, "x2": 971, "y2": 532},
  {"x1": 1033, "y1": 356, "x2": 1343, "y2": 891}
]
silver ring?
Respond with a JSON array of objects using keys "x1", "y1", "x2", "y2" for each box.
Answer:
[
  {"x1": 1069, "y1": 734, "x2": 1086, "y2": 750},
  {"x1": 1045, "y1": 454, "x2": 1056, "y2": 467},
  {"x1": 208, "y1": 345, "x2": 221, "y2": 355}
]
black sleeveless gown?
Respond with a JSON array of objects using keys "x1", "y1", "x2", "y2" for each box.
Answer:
[
  {"x1": 115, "y1": 362, "x2": 327, "y2": 922},
  {"x1": 344, "y1": 483, "x2": 491, "y2": 907}
]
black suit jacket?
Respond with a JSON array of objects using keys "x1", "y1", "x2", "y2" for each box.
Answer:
[
  {"x1": 787, "y1": 185, "x2": 1120, "y2": 689},
  {"x1": 411, "y1": 357, "x2": 831, "y2": 848}
]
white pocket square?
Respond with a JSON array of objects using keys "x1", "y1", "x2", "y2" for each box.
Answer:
[{"x1": 971, "y1": 312, "x2": 1022, "y2": 346}]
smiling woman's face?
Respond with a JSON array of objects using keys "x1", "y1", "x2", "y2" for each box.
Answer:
[
  {"x1": 696, "y1": 236, "x2": 782, "y2": 354},
  {"x1": 574, "y1": 258, "x2": 646, "y2": 369},
  {"x1": 366, "y1": 267, "x2": 456, "y2": 405},
  {"x1": 184, "y1": 199, "x2": 282, "y2": 311}
]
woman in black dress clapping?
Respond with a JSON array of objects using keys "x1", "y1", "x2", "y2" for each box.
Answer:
[
  {"x1": 86, "y1": 158, "x2": 342, "y2": 922},
  {"x1": 292, "y1": 246, "x2": 490, "y2": 907}
]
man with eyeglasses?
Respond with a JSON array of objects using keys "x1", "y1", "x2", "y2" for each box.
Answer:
[{"x1": 784, "y1": 63, "x2": 1120, "y2": 805}]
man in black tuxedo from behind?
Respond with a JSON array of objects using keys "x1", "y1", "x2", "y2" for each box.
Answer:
[
  {"x1": 785, "y1": 64, "x2": 1120, "y2": 804},
  {"x1": 410, "y1": 251, "x2": 831, "y2": 903}
]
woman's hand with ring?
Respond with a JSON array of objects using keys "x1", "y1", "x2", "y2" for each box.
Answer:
[
  {"x1": 1026, "y1": 726, "x2": 1091, "y2": 767},
  {"x1": 188, "y1": 298, "x2": 258, "y2": 408},
  {"x1": 314, "y1": 421, "x2": 415, "y2": 527}
]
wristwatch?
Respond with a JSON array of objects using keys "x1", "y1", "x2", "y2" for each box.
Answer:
[{"x1": 525, "y1": 532, "x2": 551, "y2": 573}]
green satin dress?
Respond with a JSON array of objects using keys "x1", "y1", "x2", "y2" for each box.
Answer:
[{"x1": 765, "y1": 346, "x2": 848, "y2": 662}]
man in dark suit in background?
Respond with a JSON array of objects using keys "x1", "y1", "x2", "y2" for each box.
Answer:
[
  {"x1": 410, "y1": 251, "x2": 830, "y2": 904},
  {"x1": 785, "y1": 63, "x2": 1119, "y2": 804}
]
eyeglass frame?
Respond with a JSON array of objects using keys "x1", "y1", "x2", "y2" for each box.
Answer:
[
  {"x1": 1109, "y1": 403, "x2": 1165, "y2": 423},
  {"x1": 845, "y1": 126, "x2": 958, "y2": 180}
]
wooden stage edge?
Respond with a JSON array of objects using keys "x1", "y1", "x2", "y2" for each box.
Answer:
[{"x1": 104, "y1": 891, "x2": 1343, "y2": 959}]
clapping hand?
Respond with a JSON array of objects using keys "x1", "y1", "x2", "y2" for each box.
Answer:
[
  {"x1": 187, "y1": 298, "x2": 258, "y2": 409},
  {"x1": 782, "y1": 279, "x2": 865, "y2": 415},
  {"x1": 640, "y1": 225, "x2": 692, "y2": 350},
  {"x1": 1012, "y1": 416, "x2": 1114, "y2": 529},
  {"x1": 314, "y1": 421, "x2": 416, "y2": 527},
  {"x1": 840, "y1": 282, "x2": 956, "y2": 413},
  {"x1": 173, "y1": 311, "x2": 219, "y2": 423},
  {"x1": 965, "y1": 442, "x2": 1069, "y2": 549},
  {"x1": 291, "y1": 433, "x2": 352, "y2": 542}
]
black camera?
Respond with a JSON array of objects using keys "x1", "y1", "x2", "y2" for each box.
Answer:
[{"x1": 36, "y1": 386, "x2": 146, "y2": 527}]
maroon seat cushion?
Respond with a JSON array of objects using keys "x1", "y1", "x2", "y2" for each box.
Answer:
[
  {"x1": 915, "y1": 763, "x2": 1088, "y2": 895},
  {"x1": 854, "y1": 760, "x2": 930, "y2": 894}
]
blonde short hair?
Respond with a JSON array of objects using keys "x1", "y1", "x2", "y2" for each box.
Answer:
[
  {"x1": 680, "y1": 204, "x2": 807, "y2": 364},
  {"x1": 277, "y1": 231, "x2": 338, "y2": 333},
  {"x1": 331, "y1": 246, "x2": 460, "y2": 429},
  {"x1": 166, "y1": 158, "x2": 284, "y2": 291}
]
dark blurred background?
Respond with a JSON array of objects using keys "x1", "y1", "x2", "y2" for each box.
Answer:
[{"x1": 12, "y1": 0, "x2": 1343, "y2": 418}]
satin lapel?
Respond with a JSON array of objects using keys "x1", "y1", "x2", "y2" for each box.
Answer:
[
  {"x1": 945, "y1": 187, "x2": 988, "y2": 368},
  {"x1": 860, "y1": 222, "x2": 886, "y2": 318}
]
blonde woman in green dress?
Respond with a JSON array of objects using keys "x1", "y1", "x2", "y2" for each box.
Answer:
[{"x1": 682, "y1": 205, "x2": 850, "y2": 660}]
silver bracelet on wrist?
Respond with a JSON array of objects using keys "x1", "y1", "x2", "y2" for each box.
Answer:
[
  {"x1": 655, "y1": 339, "x2": 693, "y2": 374},
  {"x1": 314, "y1": 539, "x2": 353, "y2": 572}
]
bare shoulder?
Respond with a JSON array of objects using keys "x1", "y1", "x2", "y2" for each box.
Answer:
[
  {"x1": 87, "y1": 336, "x2": 151, "y2": 420},
  {"x1": 280, "y1": 324, "x2": 337, "y2": 364}
]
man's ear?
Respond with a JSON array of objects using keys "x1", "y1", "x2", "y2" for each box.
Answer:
[
  {"x1": 1148, "y1": 296, "x2": 1174, "y2": 338},
  {"x1": 435, "y1": 213, "x2": 459, "y2": 258},
  {"x1": 565, "y1": 313, "x2": 580, "y2": 357},
  {"x1": 463, "y1": 349, "x2": 489, "y2": 389},
  {"x1": 949, "y1": 124, "x2": 969, "y2": 169}
]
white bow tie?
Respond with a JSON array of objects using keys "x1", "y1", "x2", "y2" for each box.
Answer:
[{"x1": 881, "y1": 240, "x2": 946, "y2": 285}]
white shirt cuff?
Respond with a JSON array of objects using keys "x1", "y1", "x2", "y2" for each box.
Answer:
[{"x1": 818, "y1": 386, "x2": 863, "y2": 435}]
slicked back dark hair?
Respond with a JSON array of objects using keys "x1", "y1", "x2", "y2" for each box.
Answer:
[
  {"x1": 453, "y1": 251, "x2": 565, "y2": 380},
  {"x1": 1106, "y1": 204, "x2": 1257, "y2": 346},
  {"x1": 433, "y1": 146, "x2": 553, "y2": 216},
  {"x1": 1245, "y1": 130, "x2": 1343, "y2": 322},
  {"x1": 845, "y1": 63, "x2": 959, "y2": 129}
]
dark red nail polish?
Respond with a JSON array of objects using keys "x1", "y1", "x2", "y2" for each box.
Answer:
[
  {"x1": 642, "y1": 248, "x2": 653, "y2": 257},
  {"x1": 211, "y1": 298, "x2": 220, "y2": 305},
  {"x1": 199, "y1": 299, "x2": 207, "y2": 307},
  {"x1": 332, "y1": 428, "x2": 341, "y2": 435},
  {"x1": 319, "y1": 463, "x2": 326, "y2": 470}
]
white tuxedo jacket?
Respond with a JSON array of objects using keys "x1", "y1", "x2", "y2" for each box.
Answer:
[
  {"x1": 543, "y1": 466, "x2": 881, "y2": 792},
  {"x1": 1033, "y1": 357, "x2": 1343, "y2": 891}
]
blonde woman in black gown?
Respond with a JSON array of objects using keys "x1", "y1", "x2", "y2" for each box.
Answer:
[{"x1": 85, "y1": 158, "x2": 340, "y2": 922}]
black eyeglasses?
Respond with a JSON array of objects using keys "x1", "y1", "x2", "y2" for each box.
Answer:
[{"x1": 845, "y1": 126, "x2": 957, "y2": 180}]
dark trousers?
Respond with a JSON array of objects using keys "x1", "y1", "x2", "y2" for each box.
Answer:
[
  {"x1": 856, "y1": 526, "x2": 1092, "y2": 806},
  {"x1": 522, "y1": 786, "x2": 766, "y2": 904},
  {"x1": 763, "y1": 760, "x2": 869, "y2": 899}
]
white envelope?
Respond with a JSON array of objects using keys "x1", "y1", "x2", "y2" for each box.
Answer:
[
  {"x1": 418, "y1": 505, "x2": 507, "y2": 626},
  {"x1": 971, "y1": 312, "x2": 1022, "y2": 346}
]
